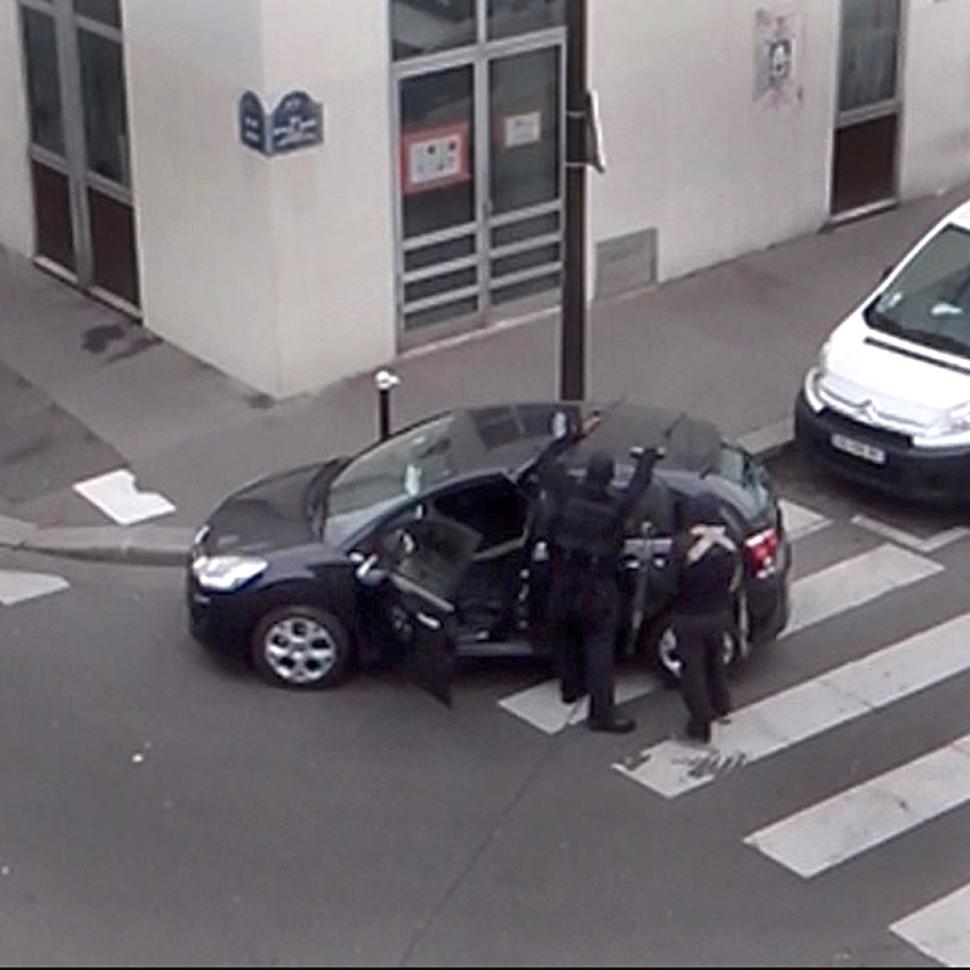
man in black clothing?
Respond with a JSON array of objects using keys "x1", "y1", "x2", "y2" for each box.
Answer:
[
  {"x1": 534, "y1": 414, "x2": 662, "y2": 734},
  {"x1": 668, "y1": 492, "x2": 743, "y2": 744}
]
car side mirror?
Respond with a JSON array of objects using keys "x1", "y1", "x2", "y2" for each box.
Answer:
[
  {"x1": 881, "y1": 265, "x2": 894, "y2": 283},
  {"x1": 355, "y1": 553, "x2": 388, "y2": 589}
]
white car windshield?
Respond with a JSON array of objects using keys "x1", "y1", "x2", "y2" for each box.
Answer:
[{"x1": 868, "y1": 225, "x2": 970, "y2": 357}]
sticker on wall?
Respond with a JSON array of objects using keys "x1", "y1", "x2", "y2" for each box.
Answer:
[
  {"x1": 401, "y1": 122, "x2": 471, "y2": 195},
  {"x1": 502, "y1": 110, "x2": 543, "y2": 150},
  {"x1": 754, "y1": 7, "x2": 803, "y2": 111}
]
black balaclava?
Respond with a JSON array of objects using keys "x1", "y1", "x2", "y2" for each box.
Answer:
[{"x1": 584, "y1": 451, "x2": 615, "y2": 495}]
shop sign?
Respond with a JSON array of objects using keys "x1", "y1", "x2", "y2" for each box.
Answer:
[{"x1": 401, "y1": 122, "x2": 471, "y2": 195}]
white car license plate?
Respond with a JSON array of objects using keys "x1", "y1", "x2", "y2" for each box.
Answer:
[{"x1": 831, "y1": 433, "x2": 886, "y2": 465}]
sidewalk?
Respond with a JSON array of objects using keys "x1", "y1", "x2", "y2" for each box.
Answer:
[{"x1": 0, "y1": 182, "x2": 967, "y2": 566}]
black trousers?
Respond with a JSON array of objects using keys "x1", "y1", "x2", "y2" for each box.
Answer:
[
  {"x1": 673, "y1": 612, "x2": 732, "y2": 735},
  {"x1": 550, "y1": 582, "x2": 619, "y2": 722}
]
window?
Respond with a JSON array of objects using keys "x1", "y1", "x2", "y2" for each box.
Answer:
[
  {"x1": 21, "y1": 7, "x2": 65, "y2": 156},
  {"x1": 77, "y1": 27, "x2": 130, "y2": 184},
  {"x1": 868, "y1": 226, "x2": 970, "y2": 357},
  {"x1": 433, "y1": 479, "x2": 528, "y2": 552},
  {"x1": 392, "y1": 0, "x2": 476, "y2": 61}
]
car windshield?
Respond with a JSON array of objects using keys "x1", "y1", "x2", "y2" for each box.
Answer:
[
  {"x1": 319, "y1": 415, "x2": 458, "y2": 546},
  {"x1": 867, "y1": 225, "x2": 970, "y2": 358}
]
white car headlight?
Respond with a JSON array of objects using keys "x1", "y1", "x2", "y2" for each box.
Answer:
[
  {"x1": 818, "y1": 341, "x2": 832, "y2": 377},
  {"x1": 943, "y1": 402, "x2": 970, "y2": 435},
  {"x1": 192, "y1": 555, "x2": 267, "y2": 592}
]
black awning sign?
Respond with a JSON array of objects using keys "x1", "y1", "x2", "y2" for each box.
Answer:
[
  {"x1": 270, "y1": 91, "x2": 324, "y2": 155},
  {"x1": 239, "y1": 90, "x2": 268, "y2": 155}
]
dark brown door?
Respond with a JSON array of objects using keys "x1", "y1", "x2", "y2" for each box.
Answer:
[{"x1": 831, "y1": 0, "x2": 902, "y2": 219}]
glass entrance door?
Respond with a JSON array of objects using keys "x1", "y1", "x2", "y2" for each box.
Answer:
[
  {"x1": 392, "y1": 1, "x2": 565, "y2": 348},
  {"x1": 18, "y1": 0, "x2": 140, "y2": 311},
  {"x1": 487, "y1": 45, "x2": 563, "y2": 311}
]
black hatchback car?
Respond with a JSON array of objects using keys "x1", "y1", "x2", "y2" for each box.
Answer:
[{"x1": 187, "y1": 402, "x2": 791, "y2": 700}]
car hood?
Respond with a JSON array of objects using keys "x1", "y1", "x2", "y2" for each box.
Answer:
[
  {"x1": 203, "y1": 464, "x2": 326, "y2": 556},
  {"x1": 817, "y1": 315, "x2": 970, "y2": 434}
]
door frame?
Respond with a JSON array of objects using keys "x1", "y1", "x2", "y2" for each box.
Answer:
[
  {"x1": 389, "y1": 16, "x2": 567, "y2": 351},
  {"x1": 829, "y1": 0, "x2": 910, "y2": 224},
  {"x1": 17, "y1": 0, "x2": 140, "y2": 316}
]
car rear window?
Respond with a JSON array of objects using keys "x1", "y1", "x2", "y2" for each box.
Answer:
[{"x1": 718, "y1": 445, "x2": 772, "y2": 510}]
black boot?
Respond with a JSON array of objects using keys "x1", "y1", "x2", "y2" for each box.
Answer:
[
  {"x1": 561, "y1": 686, "x2": 587, "y2": 704},
  {"x1": 587, "y1": 715, "x2": 636, "y2": 734},
  {"x1": 682, "y1": 719, "x2": 712, "y2": 744}
]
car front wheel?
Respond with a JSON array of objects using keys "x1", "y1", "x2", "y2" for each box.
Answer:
[{"x1": 250, "y1": 605, "x2": 353, "y2": 690}]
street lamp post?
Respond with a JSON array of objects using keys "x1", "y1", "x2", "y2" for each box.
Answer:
[{"x1": 560, "y1": 0, "x2": 588, "y2": 402}]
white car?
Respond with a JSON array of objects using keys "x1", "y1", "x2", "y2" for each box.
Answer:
[{"x1": 796, "y1": 198, "x2": 970, "y2": 503}]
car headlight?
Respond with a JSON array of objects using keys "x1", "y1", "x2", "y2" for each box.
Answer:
[
  {"x1": 803, "y1": 342, "x2": 831, "y2": 413},
  {"x1": 192, "y1": 555, "x2": 267, "y2": 592},
  {"x1": 941, "y1": 402, "x2": 970, "y2": 436},
  {"x1": 818, "y1": 341, "x2": 832, "y2": 377}
]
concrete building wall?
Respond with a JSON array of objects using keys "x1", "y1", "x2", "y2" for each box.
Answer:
[
  {"x1": 589, "y1": 0, "x2": 840, "y2": 285},
  {"x1": 898, "y1": 0, "x2": 970, "y2": 200},
  {"x1": 261, "y1": 0, "x2": 395, "y2": 396},
  {"x1": 0, "y1": 0, "x2": 35, "y2": 257}
]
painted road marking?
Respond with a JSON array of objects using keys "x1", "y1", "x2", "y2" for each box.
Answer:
[
  {"x1": 745, "y1": 735, "x2": 970, "y2": 878},
  {"x1": 0, "y1": 570, "x2": 69, "y2": 606},
  {"x1": 851, "y1": 514, "x2": 970, "y2": 555},
  {"x1": 779, "y1": 500, "x2": 830, "y2": 541},
  {"x1": 891, "y1": 883, "x2": 970, "y2": 967},
  {"x1": 782, "y1": 544, "x2": 942, "y2": 639},
  {"x1": 498, "y1": 671, "x2": 658, "y2": 735},
  {"x1": 74, "y1": 469, "x2": 176, "y2": 526},
  {"x1": 614, "y1": 610, "x2": 970, "y2": 799}
]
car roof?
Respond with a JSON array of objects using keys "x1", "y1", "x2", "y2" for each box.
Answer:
[{"x1": 431, "y1": 402, "x2": 722, "y2": 480}]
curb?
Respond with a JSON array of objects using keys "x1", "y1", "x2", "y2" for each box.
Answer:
[
  {"x1": 0, "y1": 519, "x2": 193, "y2": 568},
  {"x1": 0, "y1": 420, "x2": 796, "y2": 568}
]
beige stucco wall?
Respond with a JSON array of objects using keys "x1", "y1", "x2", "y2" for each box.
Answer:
[
  {"x1": 898, "y1": 0, "x2": 970, "y2": 200},
  {"x1": 589, "y1": 0, "x2": 840, "y2": 285}
]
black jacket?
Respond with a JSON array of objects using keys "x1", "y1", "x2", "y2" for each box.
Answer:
[{"x1": 668, "y1": 523, "x2": 742, "y2": 617}]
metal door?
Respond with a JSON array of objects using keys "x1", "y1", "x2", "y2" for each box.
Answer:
[{"x1": 18, "y1": 0, "x2": 140, "y2": 312}]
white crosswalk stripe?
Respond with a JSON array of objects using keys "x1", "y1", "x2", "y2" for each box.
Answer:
[
  {"x1": 0, "y1": 570, "x2": 70, "y2": 606},
  {"x1": 498, "y1": 671, "x2": 657, "y2": 735},
  {"x1": 891, "y1": 883, "x2": 970, "y2": 967},
  {"x1": 782, "y1": 544, "x2": 941, "y2": 639},
  {"x1": 779, "y1": 499, "x2": 831, "y2": 541},
  {"x1": 614, "y1": 610, "x2": 970, "y2": 798},
  {"x1": 745, "y1": 735, "x2": 970, "y2": 878}
]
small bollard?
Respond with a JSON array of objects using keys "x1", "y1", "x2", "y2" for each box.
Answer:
[{"x1": 374, "y1": 369, "x2": 400, "y2": 441}]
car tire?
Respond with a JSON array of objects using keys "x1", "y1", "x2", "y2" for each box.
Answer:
[
  {"x1": 250, "y1": 605, "x2": 353, "y2": 690},
  {"x1": 647, "y1": 604, "x2": 748, "y2": 689}
]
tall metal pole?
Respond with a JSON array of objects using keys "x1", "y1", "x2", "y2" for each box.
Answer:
[{"x1": 560, "y1": 0, "x2": 587, "y2": 402}]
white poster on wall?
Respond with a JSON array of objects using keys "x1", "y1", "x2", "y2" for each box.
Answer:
[
  {"x1": 754, "y1": 7, "x2": 803, "y2": 111},
  {"x1": 503, "y1": 111, "x2": 543, "y2": 149}
]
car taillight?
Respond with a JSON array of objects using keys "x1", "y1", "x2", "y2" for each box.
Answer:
[{"x1": 745, "y1": 527, "x2": 779, "y2": 579}]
